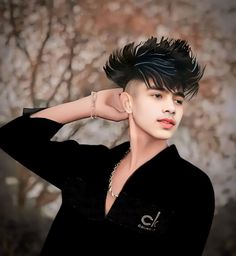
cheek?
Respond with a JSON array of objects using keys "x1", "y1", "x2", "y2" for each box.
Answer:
[
  {"x1": 132, "y1": 100, "x2": 163, "y2": 123},
  {"x1": 176, "y1": 109, "x2": 184, "y2": 123},
  {"x1": 132, "y1": 105, "x2": 157, "y2": 127},
  {"x1": 132, "y1": 100, "x2": 145, "y2": 115},
  {"x1": 132, "y1": 104, "x2": 147, "y2": 122}
]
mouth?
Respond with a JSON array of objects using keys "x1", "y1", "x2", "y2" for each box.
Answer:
[{"x1": 157, "y1": 118, "x2": 176, "y2": 125}]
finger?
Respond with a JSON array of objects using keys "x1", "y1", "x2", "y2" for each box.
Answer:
[
  {"x1": 104, "y1": 107, "x2": 128, "y2": 121},
  {"x1": 113, "y1": 94, "x2": 125, "y2": 112},
  {"x1": 115, "y1": 111, "x2": 129, "y2": 121},
  {"x1": 121, "y1": 112, "x2": 129, "y2": 119}
]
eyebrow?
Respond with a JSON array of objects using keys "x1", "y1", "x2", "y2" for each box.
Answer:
[
  {"x1": 148, "y1": 87, "x2": 185, "y2": 98},
  {"x1": 173, "y1": 91, "x2": 185, "y2": 98}
]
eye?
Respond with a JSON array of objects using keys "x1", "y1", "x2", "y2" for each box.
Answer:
[
  {"x1": 153, "y1": 94, "x2": 162, "y2": 99},
  {"x1": 175, "y1": 99, "x2": 184, "y2": 105}
]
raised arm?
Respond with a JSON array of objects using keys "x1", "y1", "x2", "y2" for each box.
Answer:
[
  {"x1": 30, "y1": 88, "x2": 128, "y2": 123},
  {"x1": 0, "y1": 88, "x2": 128, "y2": 188}
]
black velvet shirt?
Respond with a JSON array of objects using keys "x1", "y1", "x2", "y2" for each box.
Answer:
[{"x1": 0, "y1": 110, "x2": 215, "y2": 255}]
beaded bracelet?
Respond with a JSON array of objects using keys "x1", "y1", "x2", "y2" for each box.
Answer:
[{"x1": 90, "y1": 91, "x2": 97, "y2": 119}]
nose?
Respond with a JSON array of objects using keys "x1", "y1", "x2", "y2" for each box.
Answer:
[{"x1": 162, "y1": 99, "x2": 176, "y2": 115}]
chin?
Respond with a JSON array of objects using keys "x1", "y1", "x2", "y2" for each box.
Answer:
[
  {"x1": 152, "y1": 130, "x2": 174, "y2": 139},
  {"x1": 151, "y1": 134, "x2": 172, "y2": 141}
]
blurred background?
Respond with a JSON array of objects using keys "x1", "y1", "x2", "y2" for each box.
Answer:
[{"x1": 0, "y1": 0, "x2": 235, "y2": 255}]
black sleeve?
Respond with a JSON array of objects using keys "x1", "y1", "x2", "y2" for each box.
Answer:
[
  {"x1": 0, "y1": 108, "x2": 108, "y2": 189},
  {"x1": 170, "y1": 173, "x2": 215, "y2": 256}
]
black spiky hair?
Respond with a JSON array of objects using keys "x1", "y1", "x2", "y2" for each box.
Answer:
[{"x1": 103, "y1": 36, "x2": 205, "y2": 99}]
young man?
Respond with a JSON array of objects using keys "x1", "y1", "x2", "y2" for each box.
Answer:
[{"x1": 0, "y1": 37, "x2": 215, "y2": 255}]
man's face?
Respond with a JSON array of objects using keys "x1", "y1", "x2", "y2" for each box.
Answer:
[{"x1": 129, "y1": 81, "x2": 185, "y2": 141}]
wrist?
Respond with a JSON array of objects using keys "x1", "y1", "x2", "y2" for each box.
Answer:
[{"x1": 90, "y1": 91, "x2": 97, "y2": 119}]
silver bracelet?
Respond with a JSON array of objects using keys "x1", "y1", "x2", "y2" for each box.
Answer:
[{"x1": 90, "y1": 91, "x2": 97, "y2": 119}]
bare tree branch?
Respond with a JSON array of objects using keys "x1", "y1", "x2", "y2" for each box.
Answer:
[{"x1": 30, "y1": 0, "x2": 53, "y2": 106}]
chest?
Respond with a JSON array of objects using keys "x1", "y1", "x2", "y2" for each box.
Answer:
[{"x1": 62, "y1": 161, "x2": 178, "y2": 237}]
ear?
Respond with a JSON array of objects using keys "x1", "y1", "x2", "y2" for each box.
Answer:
[{"x1": 120, "y1": 92, "x2": 133, "y2": 113}]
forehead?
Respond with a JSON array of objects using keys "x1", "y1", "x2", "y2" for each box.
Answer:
[{"x1": 132, "y1": 80, "x2": 185, "y2": 98}]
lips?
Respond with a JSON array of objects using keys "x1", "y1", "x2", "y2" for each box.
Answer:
[{"x1": 158, "y1": 118, "x2": 176, "y2": 125}]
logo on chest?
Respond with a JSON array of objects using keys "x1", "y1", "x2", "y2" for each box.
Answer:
[{"x1": 138, "y1": 211, "x2": 161, "y2": 231}]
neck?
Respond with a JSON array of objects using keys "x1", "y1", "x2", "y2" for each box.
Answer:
[{"x1": 126, "y1": 117, "x2": 168, "y2": 173}]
